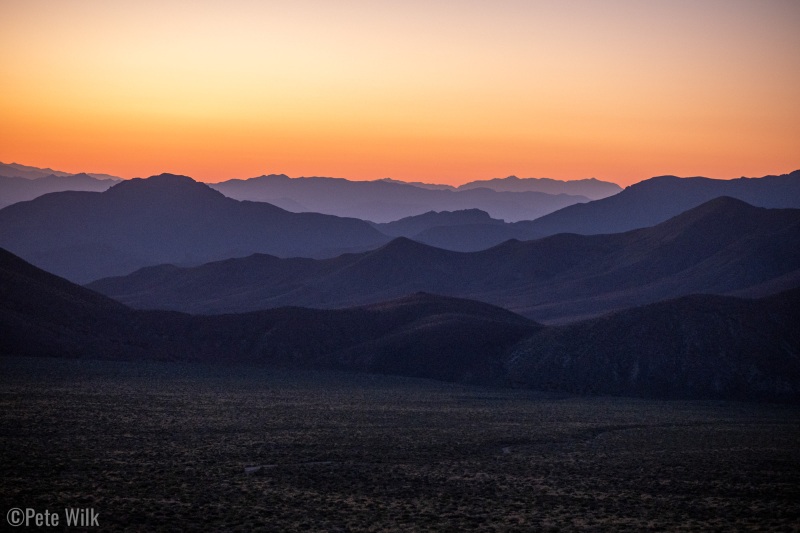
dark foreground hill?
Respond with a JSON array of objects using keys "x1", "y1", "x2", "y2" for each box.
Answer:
[
  {"x1": 0, "y1": 247, "x2": 535, "y2": 384},
  {"x1": 508, "y1": 290, "x2": 800, "y2": 401},
  {"x1": 90, "y1": 198, "x2": 800, "y2": 323},
  {"x1": 3, "y1": 247, "x2": 800, "y2": 401},
  {"x1": 0, "y1": 174, "x2": 388, "y2": 283}
]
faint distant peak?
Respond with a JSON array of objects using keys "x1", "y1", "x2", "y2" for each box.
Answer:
[
  {"x1": 377, "y1": 177, "x2": 455, "y2": 190},
  {"x1": 456, "y1": 175, "x2": 621, "y2": 199}
]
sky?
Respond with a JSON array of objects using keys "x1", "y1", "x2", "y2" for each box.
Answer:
[{"x1": 1, "y1": 0, "x2": 798, "y2": 186}]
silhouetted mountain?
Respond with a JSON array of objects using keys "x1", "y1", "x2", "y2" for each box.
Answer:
[
  {"x1": 371, "y1": 208, "x2": 523, "y2": 252},
  {"x1": 209, "y1": 174, "x2": 589, "y2": 222},
  {"x1": 506, "y1": 289, "x2": 800, "y2": 401},
  {"x1": 0, "y1": 173, "x2": 119, "y2": 209},
  {"x1": 457, "y1": 175, "x2": 621, "y2": 199},
  {"x1": 89, "y1": 198, "x2": 800, "y2": 323},
  {"x1": 0, "y1": 247, "x2": 535, "y2": 384},
  {"x1": 373, "y1": 209, "x2": 504, "y2": 237},
  {"x1": 0, "y1": 161, "x2": 121, "y2": 181},
  {"x1": 515, "y1": 170, "x2": 800, "y2": 237},
  {"x1": 4, "y1": 247, "x2": 799, "y2": 401},
  {"x1": 0, "y1": 174, "x2": 388, "y2": 283}
]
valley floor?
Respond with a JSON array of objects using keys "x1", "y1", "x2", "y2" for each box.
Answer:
[{"x1": 1, "y1": 357, "x2": 798, "y2": 531}]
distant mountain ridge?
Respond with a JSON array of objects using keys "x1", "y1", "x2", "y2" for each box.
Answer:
[
  {"x1": 373, "y1": 209, "x2": 505, "y2": 237},
  {"x1": 377, "y1": 175, "x2": 623, "y2": 198},
  {"x1": 209, "y1": 174, "x2": 592, "y2": 222},
  {"x1": 89, "y1": 197, "x2": 800, "y2": 323},
  {"x1": 4, "y1": 246, "x2": 799, "y2": 401},
  {"x1": 0, "y1": 174, "x2": 388, "y2": 283},
  {"x1": 456, "y1": 175, "x2": 621, "y2": 198},
  {"x1": 516, "y1": 170, "x2": 800, "y2": 236},
  {"x1": 0, "y1": 173, "x2": 120, "y2": 209},
  {"x1": 386, "y1": 170, "x2": 800, "y2": 251},
  {"x1": 0, "y1": 161, "x2": 121, "y2": 181}
]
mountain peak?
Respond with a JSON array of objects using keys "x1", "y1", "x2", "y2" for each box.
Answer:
[
  {"x1": 690, "y1": 195, "x2": 754, "y2": 211},
  {"x1": 378, "y1": 236, "x2": 443, "y2": 255},
  {"x1": 145, "y1": 173, "x2": 196, "y2": 184},
  {"x1": 102, "y1": 174, "x2": 228, "y2": 205}
]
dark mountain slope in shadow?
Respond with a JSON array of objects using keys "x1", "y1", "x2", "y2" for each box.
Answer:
[
  {"x1": 0, "y1": 247, "x2": 534, "y2": 384},
  {"x1": 89, "y1": 198, "x2": 800, "y2": 323},
  {"x1": 0, "y1": 174, "x2": 389, "y2": 283},
  {"x1": 4, "y1": 247, "x2": 799, "y2": 401},
  {"x1": 506, "y1": 289, "x2": 800, "y2": 401}
]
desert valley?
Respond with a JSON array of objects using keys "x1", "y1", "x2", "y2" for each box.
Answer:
[{"x1": 2, "y1": 1, "x2": 799, "y2": 530}]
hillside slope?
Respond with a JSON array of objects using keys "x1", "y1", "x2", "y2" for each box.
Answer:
[{"x1": 4, "y1": 247, "x2": 800, "y2": 401}]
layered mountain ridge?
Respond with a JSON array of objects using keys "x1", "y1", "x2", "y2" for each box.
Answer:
[
  {"x1": 88, "y1": 197, "x2": 800, "y2": 323},
  {"x1": 0, "y1": 174, "x2": 388, "y2": 283},
  {"x1": 4, "y1": 246, "x2": 799, "y2": 401}
]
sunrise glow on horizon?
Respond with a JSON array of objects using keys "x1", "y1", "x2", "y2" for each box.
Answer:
[{"x1": 1, "y1": 0, "x2": 798, "y2": 186}]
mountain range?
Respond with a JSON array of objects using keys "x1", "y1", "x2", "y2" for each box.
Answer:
[
  {"x1": 455, "y1": 175, "x2": 621, "y2": 197},
  {"x1": 514, "y1": 170, "x2": 800, "y2": 236},
  {"x1": 0, "y1": 161, "x2": 121, "y2": 181},
  {"x1": 208, "y1": 174, "x2": 594, "y2": 222},
  {"x1": 0, "y1": 174, "x2": 387, "y2": 283},
  {"x1": 379, "y1": 175, "x2": 622, "y2": 197},
  {"x1": 3, "y1": 246, "x2": 798, "y2": 401},
  {"x1": 0, "y1": 173, "x2": 120, "y2": 209},
  {"x1": 0, "y1": 246, "x2": 536, "y2": 384},
  {"x1": 0, "y1": 164, "x2": 616, "y2": 228},
  {"x1": 88, "y1": 197, "x2": 800, "y2": 323},
  {"x1": 4, "y1": 167, "x2": 799, "y2": 292},
  {"x1": 379, "y1": 170, "x2": 800, "y2": 251}
]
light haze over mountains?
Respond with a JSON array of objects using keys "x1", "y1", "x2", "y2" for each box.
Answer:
[{"x1": 1, "y1": 166, "x2": 799, "y2": 284}]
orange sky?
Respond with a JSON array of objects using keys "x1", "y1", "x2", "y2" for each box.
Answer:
[{"x1": 1, "y1": 0, "x2": 798, "y2": 186}]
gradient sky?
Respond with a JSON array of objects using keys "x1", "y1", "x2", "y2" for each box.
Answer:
[{"x1": 1, "y1": 0, "x2": 798, "y2": 186}]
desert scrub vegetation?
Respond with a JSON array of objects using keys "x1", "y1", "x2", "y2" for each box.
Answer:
[{"x1": 1, "y1": 356, "x2": 799, "y2": 531}]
